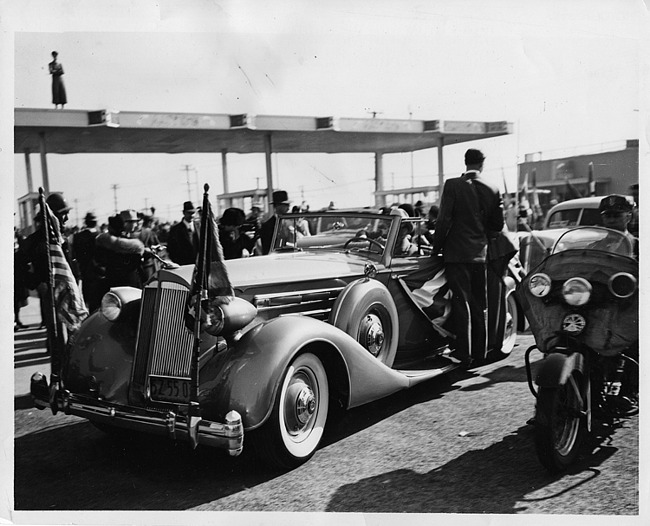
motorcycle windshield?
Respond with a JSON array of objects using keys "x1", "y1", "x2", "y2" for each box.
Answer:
[{"x1": 552, "y1": 226, "x2": 634, "y2": 257}]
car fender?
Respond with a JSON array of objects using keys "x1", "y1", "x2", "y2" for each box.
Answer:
[
  {"x1": 201, "y1": 316, "x2": 410, "y2": 431},
  {"x1": 535, "y1": 352, "x2": 585, "y2": 388},
  {"x1": 65, "y1": 310, "x2": 138, "y2": 404}
]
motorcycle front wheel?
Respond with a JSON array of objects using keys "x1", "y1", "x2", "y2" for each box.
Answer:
[{"x1": 534, "y1": 372, "x2": 585, "y2": 473}]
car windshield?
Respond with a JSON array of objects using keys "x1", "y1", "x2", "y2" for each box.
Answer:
[
  {"x1": 552, "y1": 226, "x2": 634, "y2": 257},
  {"x1": 272, "y1": 213, "x2": 394, "y2": 256}
]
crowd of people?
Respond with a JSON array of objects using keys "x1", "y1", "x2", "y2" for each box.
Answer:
[{"x1": 14, "y1": 158, "x2": 638, "y2": 345}]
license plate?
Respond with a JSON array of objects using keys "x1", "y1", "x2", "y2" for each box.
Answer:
[{"x1": 149, "y1": 376, "x2": 191, "y2": 403}]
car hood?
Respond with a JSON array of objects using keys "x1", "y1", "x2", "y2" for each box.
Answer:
[{"x1": 225, "y1": 250, "x2": 375, "y2": 288}]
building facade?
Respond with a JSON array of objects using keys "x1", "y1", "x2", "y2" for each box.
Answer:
[{"x1": 518, "y1": 139, "x2": 639, "y2": 209}]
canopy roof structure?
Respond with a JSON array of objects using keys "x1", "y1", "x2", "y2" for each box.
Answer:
[
  {"x1": 15, "y1": 108, "x2": 511, "y2": 155},
  {"x1": 14, "y1": 108, "x2": 513, "y2": 226}
]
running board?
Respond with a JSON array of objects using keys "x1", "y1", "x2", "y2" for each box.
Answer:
[{"x1": 397, "y1": 362, "x2": 459, "y2": 387}]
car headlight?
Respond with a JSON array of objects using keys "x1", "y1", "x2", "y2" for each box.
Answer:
[
  {"x1": 100, "y1": 292, "x2": 122, "y2": 321},
  {"x1": 562, "y1": 277, "x2": 592, "y2": 306},
  {"x1": 528, "y1": 273, "x2": 551, "y2": 297},
  {"x1": 202, "y1": 302, "x2": 225, "y2": 336}
]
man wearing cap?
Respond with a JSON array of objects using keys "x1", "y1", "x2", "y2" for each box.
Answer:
[
  {"x1": 590, "y1": 194, "x2": 638, "y2": 258},
  {"x1": 167, "y1": 201, "x2": 200, "y2": 265},
  {"x1": 71, "y1": 212, "x2": 104, "y2": 311},
  {"x1": 95, "y1": 211, "x2": 146, "y2": 289},
  {"x1": 20, "y1": 193, "x2": 77, "y2": 329},
  {"x1": 260, "y1": 190, "x2": 291, "y2": 255},
  {"x1": 432, "y1": 149, "x2": 504, "y2": 368}
]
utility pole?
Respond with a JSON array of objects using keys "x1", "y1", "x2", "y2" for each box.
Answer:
[
  {"x1": 181, "y1": 164, "x2": 194, "y2": 202},
  {"x1": 74, "y1": 198, "x2": 79, "y2": 226},
  {"x1": 111, "y1": 184, "x2": 119, "y2": 214}
]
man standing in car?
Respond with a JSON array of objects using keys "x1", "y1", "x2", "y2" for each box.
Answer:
[
  {"x1": 432, "y1": 149, "x2": 504, "y2": 367},
  {"x1": 167, "y1": 201, "x2": 199, "y2": 265},
  {"x1": 260, "y1": 190, "x2": 291, "y2": 255}
]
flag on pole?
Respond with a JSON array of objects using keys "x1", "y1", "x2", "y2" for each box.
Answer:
[
  {"x1": 185, "y1": 185, "x2": 233, "y2": 331},
  {"x1": 43, "y1": 198, "x2": 89, "y2": 333}
]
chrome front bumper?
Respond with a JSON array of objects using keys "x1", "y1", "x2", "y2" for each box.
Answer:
[{"x1": 30, "y1": 373, "x2": 243, "y2": 456}]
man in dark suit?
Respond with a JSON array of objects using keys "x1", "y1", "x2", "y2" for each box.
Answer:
[
  {"x1": 167, "y1": 201, "x2": 199, "y2": 265},
  {"x1": 432, "y1": 149, "x2": 504, "y2": 367},
  {"x1": 260, "y1": 190, "x2": 291, "y2": 255}
]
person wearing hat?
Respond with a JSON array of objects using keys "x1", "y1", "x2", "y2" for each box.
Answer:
[
  {"x1": 432, "y1": 149, "x2": 504, "y2": 368},
  {"x1": 627, "y1": 183, "x2": 639, "y2": 237},
  {"x1": 219, "y1": 207, "x2": 256, "y2": 260},
  {"x1": 119, "y1": 209, "x2": 142, "y2": 239},
  {"x1": 260, "y1": 190, "x2": 291, "y2": 255},
  {"x1": 242, "y1": 201, "x2": 264, "y2": 255},
  {"x1": 71, "y1": 212, "x2": 105, "y2": 311},
  {"x1": 589, "y1": 194, "x2": 638, "y2": 258},
  {"x1": 167, "y1": 201, "x2": 200, "y2": 265},
  {"x1": 19, "y1": 193, "x2": 78, "y2": 330},
  {"x1": 95, "y1": 213, "x2": 146, "y2": 289},
  {"x1": 138, "y1": 214, "x2": 161, "y2": 280}
]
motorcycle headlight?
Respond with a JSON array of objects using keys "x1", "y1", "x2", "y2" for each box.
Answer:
[
  {"x1": 100, "y1": 292, "x2": 122, "y2": 321},
  {"x1": 562, "y1": 277, "x2": 592, "y2": 306},
  {"x1": 608, "y1": 272, "x2": 637, "y2": 299},
  {"x1": 528, "y1": 273, "x2": 551, "y2": 297}
]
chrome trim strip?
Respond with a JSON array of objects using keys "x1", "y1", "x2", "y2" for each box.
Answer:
[
  {"x1": 253, "y1": 286, "x2": 344, "y2": 305},
  {"x1": 279, "y1": 308, "x2": 331, "y2": 318}
]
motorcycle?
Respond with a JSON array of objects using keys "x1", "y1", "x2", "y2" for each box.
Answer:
[{"x1": 516, "y1": 226, "x2": 638, "y2": 473}]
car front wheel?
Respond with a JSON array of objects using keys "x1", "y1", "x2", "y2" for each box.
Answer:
[{"x1": 250, "y1": 352, "x2": 329, "y2": 470}]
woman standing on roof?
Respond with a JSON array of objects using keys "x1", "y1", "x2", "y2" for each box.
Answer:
[{"x1": 49, "y1": 51, "x2": 67, "y2": 109}]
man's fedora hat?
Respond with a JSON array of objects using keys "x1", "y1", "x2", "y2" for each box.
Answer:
[
  {"x1": 119, "y1": 209, "x2": 139, "y2": 222},
  {"x1": 183, "y1": 201, "x2": 196, "y2": 213},
  {"x1": 272, "y1": 190, "x2": 290, "y2": 206},
  {"x1": 464, "y1": 149, "x2": 486, "y2": 165}
]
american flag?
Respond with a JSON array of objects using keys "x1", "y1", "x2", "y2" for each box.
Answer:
[
  {"x1": 185, "y1": 189, "x2": 233, "y2": 330},
  {"x1": 44, "y1": 201, "x2": 89, "y2": 333}
]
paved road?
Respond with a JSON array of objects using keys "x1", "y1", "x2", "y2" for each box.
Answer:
[{"x1": 12, "y1": 297, "x2": 640, "y2": 517}]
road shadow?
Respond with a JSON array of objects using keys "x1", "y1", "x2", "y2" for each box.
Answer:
[
  {"x1": 325, "y1": 420, "x2": 633, "y2": 514},
  {"x1": 14, "y1": 419, "x2": 282, "y2": 510}
]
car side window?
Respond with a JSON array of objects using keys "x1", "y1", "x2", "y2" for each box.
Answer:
[
  {"x1": 547, "y1": 209, "x2": 580, "y2": 229},
  {"x1": 579, "y1": 208, "x2": 603, "y2": 227}
]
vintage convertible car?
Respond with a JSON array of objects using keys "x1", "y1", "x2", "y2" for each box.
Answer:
[{"x1": 31, "y1": 210, "x2": 518, "y2": 469}]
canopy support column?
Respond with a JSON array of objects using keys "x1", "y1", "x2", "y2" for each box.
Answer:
[
  {"x1": 221, "y1": 149, "x2": 229, "y2": 194},
  {"x1": 437, "y1": 137, "x2": 445, "y2": 203},
  {"x1": 374, "y1": 152, "x2": 384, "y2": 208},
  {"x1": 264, "y1": 134, "x2": 274, "y2": 210},
  {"x1": 24, "y1": 148, "x2": 34, "y2": 193},
  {"x1": 39, "y1": 132, "x2": 50, "y2": 194}
]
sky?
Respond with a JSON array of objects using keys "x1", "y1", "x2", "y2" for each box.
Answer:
[
  {"x1": 2, "y1": 1, "x2": 650, "y2": 524},
  {"x1": 6, "y1": 0, "x2": 648, "y2": 224}
]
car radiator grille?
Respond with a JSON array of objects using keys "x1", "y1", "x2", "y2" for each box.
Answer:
[{"x1": 131, "y1": 281, "x2": 195, "y2": 393}]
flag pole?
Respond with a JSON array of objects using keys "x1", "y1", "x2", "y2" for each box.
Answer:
[
  {"x1": 39, "y1": 187, "x2": 62, "y2": 414},
  {"x1": 188, "y1": 183, "x2": 210, "y2": 448}
]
